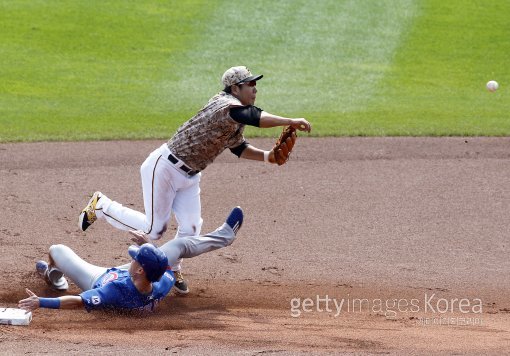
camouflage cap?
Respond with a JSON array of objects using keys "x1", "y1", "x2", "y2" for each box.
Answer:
[{"x1": 221, "y1": 66, "x2": 263, "y2": 88}]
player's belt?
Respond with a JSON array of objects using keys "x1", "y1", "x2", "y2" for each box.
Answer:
[{"x1": 167, "y1": 153, "x2": 199, "y2": 177}]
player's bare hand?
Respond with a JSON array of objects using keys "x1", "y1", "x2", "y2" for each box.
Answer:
[
  {"x1": 290, "y1": 118, "x2": 311, "y2": 133},
  {"x1": 129, "y1": 230, "x2": 151, "y2": 246},
  {"x1": 18, "y1": 288, "x2": 40, "y2": 312}
]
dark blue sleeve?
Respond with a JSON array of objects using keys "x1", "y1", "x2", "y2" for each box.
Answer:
[{"x1": 152, "y1": 270, "x2": 176, "y2": 298}]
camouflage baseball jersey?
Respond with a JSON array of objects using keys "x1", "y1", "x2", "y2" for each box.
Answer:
[{"x1": 167, "y1": 92, "x2": 246, "y2": 172}]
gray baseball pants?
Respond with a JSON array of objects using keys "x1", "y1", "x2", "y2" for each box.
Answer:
[{"x1": 49, "y1": 223, "x2": 236, "y2": 291}]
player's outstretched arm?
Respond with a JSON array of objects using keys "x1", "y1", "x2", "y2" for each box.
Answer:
[
  {"x1": 239, "y1": 145, "x2": 279, "y2": 164},
  {"x1": 259, "y1": 111, "x2": 311, "y2": 132},
  {"x1": 18, "y1": 288, "x2": 84, "y2": 312}
]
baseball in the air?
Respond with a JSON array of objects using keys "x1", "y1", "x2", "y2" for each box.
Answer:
[{"x1": 486, "y1": 80, "x2": 499, "y2": 92}]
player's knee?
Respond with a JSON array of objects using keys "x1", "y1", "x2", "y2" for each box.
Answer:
[
  {"x1": 148, "y1": 232, "x2": 163, "y2": 240},
  {"x1": 49, "y1": 244, "x2": 66, "y2": 255},
  {"x1": 48, "y1": 244, "x2": 70, "y2": 261},
  {"x1": 154, "y1": 223, "x2": 168, "y2": 239},
  {"x1": 143, "y1": 221, "x2": 168, "y2": 240},
  {"x1": 176, "y1": 217, "x2": 203, "y2": 237},
  {"x1": 145, "y1": 228, "x2": 163, "y2": 240}
]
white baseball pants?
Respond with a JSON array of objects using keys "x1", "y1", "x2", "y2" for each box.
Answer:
[
  {"x1": 94, "y1": 143, "x2": 203, "y2": 272},
  {"x1": 48, "y1": 225, "x2": 236, "y2": 291}
]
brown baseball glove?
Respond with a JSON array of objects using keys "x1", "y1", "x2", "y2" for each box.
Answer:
[{"x1": 272, "y1": 126, "x2": 297, "y2": 165}]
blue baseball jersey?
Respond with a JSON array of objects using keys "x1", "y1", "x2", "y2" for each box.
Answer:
[{"x1": 79, "y1": 268, "x2": 175, "y2": 312}]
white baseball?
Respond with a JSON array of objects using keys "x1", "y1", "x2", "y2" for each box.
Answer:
[{"x1": 486, "y1": 80, "x2": 499, "y2": 92}]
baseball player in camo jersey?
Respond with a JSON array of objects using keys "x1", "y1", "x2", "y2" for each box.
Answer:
[
  {"x1": 19, "y1": 207, "x2": 243, "y2": 313},
  {"x1": 78, "y1": 66, "x2": 311, "y2": 294}
]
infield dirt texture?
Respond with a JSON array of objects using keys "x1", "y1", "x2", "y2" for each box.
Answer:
[{"x1": 1, "y1": 138, "x2": 509, "y2": 354}]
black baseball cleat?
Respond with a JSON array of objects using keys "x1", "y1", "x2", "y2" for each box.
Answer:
[
  {"x1": 173, "y1": 271, "x2": 189, "y2": 295},
  {"x1": 79, "y1": 192, "x2": 102, "y2": 232},
  {"x1": 225, "y1": 206, "x2": 243, "y2": 234}
]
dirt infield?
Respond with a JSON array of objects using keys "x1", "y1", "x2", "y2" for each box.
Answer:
[{"x1": 1, "y1": 137, "x2": 509, "y2": 354}]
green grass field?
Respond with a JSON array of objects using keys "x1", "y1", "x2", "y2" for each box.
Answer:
[{"x1": 1, "y1": 0, "x2": 508, "y2": 142}]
